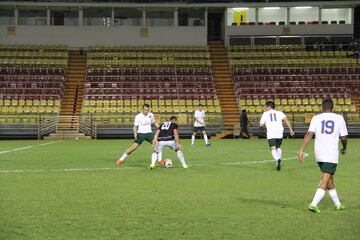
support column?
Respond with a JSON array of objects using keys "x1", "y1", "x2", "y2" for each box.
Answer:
[
  {"x1": 255, "y1": 8, "x2": 259, "y2": 24},
  {"x1": 142, "y1": 8, "x2": 146, "y2": 26},
  {"x1": 286, "y1": 7, "x2": 290, "y2": 25},
  {"x1": 14, "y1": 8, "x2": 18, "y2": 26},
  {"x1": 47, "y1": 8, "x2": 50, "y2": 26},
  {"x1": 174, "y1": 7, "x2": 178, "y2": 26},
  {"x1": 79, "y1": 7, "x2": 83, "y2": 26},
  {"x1": 111, "y1": 7, "x2": 115, "y2": 26}
]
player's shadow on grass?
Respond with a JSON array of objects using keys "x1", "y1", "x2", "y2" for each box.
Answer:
[{"x1": 236, "y1": 196, "x2": 304, "y2": 212}]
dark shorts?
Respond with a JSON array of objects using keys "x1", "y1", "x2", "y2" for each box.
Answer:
[
  {"x1": 317, "y1": 162, "x2": 337, "y2": 175},
  {"x1": 268, "y1": 138, "x2": 282, "y2": 148},
  {"x1": 134, "y1": 133, "x2": 154, "y2": 145},
  {"x1": 193, "y1": 126, "x2": 206, "y2": 133}
]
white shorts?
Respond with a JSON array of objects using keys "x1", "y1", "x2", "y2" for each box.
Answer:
[{"x1": 155, "y1": 140, "x2": 178, "y2": 153}]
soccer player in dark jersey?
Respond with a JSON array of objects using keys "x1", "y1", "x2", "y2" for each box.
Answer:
[{"x1": 150, "y1": 116, "x2": 188, "y2": 169}]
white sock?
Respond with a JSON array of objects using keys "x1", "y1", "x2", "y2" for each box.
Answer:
[
  {"x1": 157, "y1": 151, "x2": 163, "y2": 162},
  {"x1": 119, "y1": 152, "x2": 128, "y2": 161},
  {"x1": 277, "y1": 148, "x2": 282, "y2": 159},
  {"x1": 191, "y1": 135, "x2": 195, "y2": 144},
  {"x1": 310, "y1": 188, "x2": 326, "y2": 207},
  {"x1": 271, "y1": 150, "x2": 279, "y2": 161},
  {"x1": 328, "y1": 189, "x2": 341, "y2": 206},
  {"x1": 151, "y1": 152, "x2": 158, "y2": 165},
  {"x1": 177, "y1": 150, "x2": 186, "y2": 166},
  {"x1": 204, "y1": 134, "x2": 209, "y2": 144}
]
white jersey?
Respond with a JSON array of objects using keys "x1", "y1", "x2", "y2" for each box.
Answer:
[
  {"x1": 194, "y1": 110, "x2": 206, "y2": 127},
  {"x1": 134, "y1": 112, "x2": 155, "y2": 134},
  {"x1": 308, "y1": 112, "x2": 348, "y2": 164},
  {"x1": 260, "y1": 110, "x2": 286, "y2": 139}
]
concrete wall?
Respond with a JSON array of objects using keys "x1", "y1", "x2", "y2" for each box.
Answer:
[
  {"x1": 0, "y1": 25, "x2": 207, "y2": 47},
  {"x1": 226, "y1": 24, "x2": 353, "y2": 38}
]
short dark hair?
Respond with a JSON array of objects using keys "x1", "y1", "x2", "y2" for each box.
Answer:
[
  {"x1": 170, "y1": 116, "x2": 177, "y2": 121},
  {"x1": 266, "y1": 101, "x2": 275, "y2": 109},
  {"x1": 322, "y1": 98, "x2": 334, "y2": 111},
  {"x1": 143, "y1": 103, "x2": 150, "y2": 109}
]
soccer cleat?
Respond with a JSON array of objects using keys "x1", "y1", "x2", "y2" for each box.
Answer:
[
  {"x1": 183, "y1": 164, "x2": 188, "y2": 169},
  {"x1": 149, "y1": 163, "x2": 156, "y2": 170},
  {"x1": 335, "y1": 204, "x2": 345, "y2": 211},
  {"x1": 276, "y1": 159, "x2": 281, "y2": 171},
  {"x1": 308, "y1": 204, "x2": 321, "y2": 213},
  {"x1": 206, "y1": 143, "x2": 211, "y2": 147},
  {"x1": 116, "y1": 159, "x2": 123, "y2": 167}
]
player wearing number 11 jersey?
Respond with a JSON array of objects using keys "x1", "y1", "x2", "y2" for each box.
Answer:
[
  {"x1": 298, "y1": 98, "x2": 348, "y2": 213},
  {"x1": 260, "y1": 101, "x2": 295, "y2": 171}
]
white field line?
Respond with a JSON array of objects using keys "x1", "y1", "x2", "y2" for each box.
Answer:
[
  {"x1": 0, "y1": 152, "x2": 309, "y2": 174},
  {"x1": 0, "y1": 141, "x2": 61, "y2": 155}
]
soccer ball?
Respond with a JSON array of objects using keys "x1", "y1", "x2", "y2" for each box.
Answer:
[{"x1": 164, "y1": 159, "x2": 173, "y2": 168}]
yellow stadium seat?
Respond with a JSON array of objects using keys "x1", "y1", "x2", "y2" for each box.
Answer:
[
  {"x1": 309, "y1": 98, "x2": 316, "y2": 105},
  {"x1": 246, "y1": 99, "x2": 253, "y2": 106},
  {"x1": 302, "y1": 99, "x2": 309, "y2": 105},
  {"x1": 345, "y1": 98, "x2": 351, "y2": 105},
  {"x1": 337, "y1": 98, "x2": 344, "y2": 105}
]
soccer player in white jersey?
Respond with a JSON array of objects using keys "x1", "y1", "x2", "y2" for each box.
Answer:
[
  {"x1": 150, "y1": 116, "x2": 188, "y2": 169},
  {"x1": 260, "y1": 101, "x2": 295, "y2": 171},
  {"x1": 191, "y1": 104, "x2": 211, "y2": 146},
  {"x1": 298, "y1": 98, "x2": 347, "y2": 213},
  {"x1": 116, "y1": 104, "x2": 159, "y2": 167}
]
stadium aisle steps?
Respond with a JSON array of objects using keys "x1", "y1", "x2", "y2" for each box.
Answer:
[
  {"x1": 209, "y1": 41, "x2": 240, "y2": 138},
  {"x1": 59, "y1": 50, "x2": 86, "y2": 130}
]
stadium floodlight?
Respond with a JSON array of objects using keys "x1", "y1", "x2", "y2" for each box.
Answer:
[
  {"x1": 232, "y1": 8, "x2": 249, "y2": 11},
  {"x1": 294, "y1": 6, "x2": 313, "y2": 9},
  {"x1": 262, "y1": 7, "x2": 280, "y2": 10}
]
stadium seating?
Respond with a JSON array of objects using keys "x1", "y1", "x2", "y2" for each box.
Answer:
[
  {"x1": 83, "y1": 46, "x2": 221, "y2": 118},
  {"x1": 228, "y1": 45, "x2": 360, "y2": 114},
  {"x1": 0, "y1": 45, "x2": 68, "y2": 116}
]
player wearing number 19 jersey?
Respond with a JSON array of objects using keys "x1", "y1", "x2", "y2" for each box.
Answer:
[
  {"x1": 298, "y1": 98, "x2": 348, "y2": 213},
  {"x1": 260, "y1": 101, "x2": 294, "y2": 171}
]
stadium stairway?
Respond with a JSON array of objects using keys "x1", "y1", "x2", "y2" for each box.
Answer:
[
  {"x1": 209, "y1": 41, "x2": 240, "y2": 138},
  {"x1": 50, "y1": 50, "x2": 89, "y2": 140}
]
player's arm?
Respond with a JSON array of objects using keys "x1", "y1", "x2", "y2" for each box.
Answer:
[
  {"x1": 133, "y1": 125, "x2": 138, "y2": 139},
  {"x1": 174, "y1": 129, "x2": 181, "y2": 149},
  {"x1": 153, "y1": 129, "x2": 160, "y2": 145},
  {"x1": 340, "y1": 136, "x2": 347, "y2": 154},
  {"x1": 298, "y1": 131, "x2": 314, "y2": 162},
  {"x1": 194, "y1": 116, "x2": 204, "y2": 126},
  {"x1": 283, "y1": 117, "x2": 295, "y2": 136}
]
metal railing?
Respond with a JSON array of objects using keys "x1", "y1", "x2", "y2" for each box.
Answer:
[
  {"x1": 80, "y1": 115, "x2": 97, "y2": 139},
  {"x1": 38, "y1": 114, "x2": 57, "y2": 139}
]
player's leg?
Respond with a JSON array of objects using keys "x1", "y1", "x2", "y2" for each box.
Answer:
[
  {"x1": 309, "y1": 169, "x2": 331, "y2": 213},
  {"x1": 191, "y1": 130, "x2": 196, "y2": 146},
  {"x1": 173, "y1": 143, "x2": 188, "y2": 168},
  {"x1": 268, "y1": 139, "x2": 280, "y2": 170},
  {"x1": 116, "y1": 142, "x2": 140, "y2": 166},
  {"x1": 276, "y1": 139, "x2": 283, "y2": 170},
  {"x1": 202, "y1": 129, "x2": 210, "y2": 146},
  {"x1": 326, "y1": 168, "x2": 344, "y2": 210}
]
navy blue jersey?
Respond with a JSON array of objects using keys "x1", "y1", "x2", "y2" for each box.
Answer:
[{"x1": 158, "y1": 122, "x2": 178, "y2": 141}]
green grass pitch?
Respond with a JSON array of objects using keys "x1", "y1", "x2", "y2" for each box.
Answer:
[{"x1": 1, "y1": 139, "x2": 359, "y2": 240}]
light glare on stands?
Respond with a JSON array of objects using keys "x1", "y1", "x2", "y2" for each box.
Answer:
[
  {"x1": 263, "y1": 7, "x2": 280, "y2": 10},
  {"x1": 232, "y1": 8, "x2": 249, "y2": 11},
  {"x1": 294, "y1": 6, "x2": 313, "y2": 9}
]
